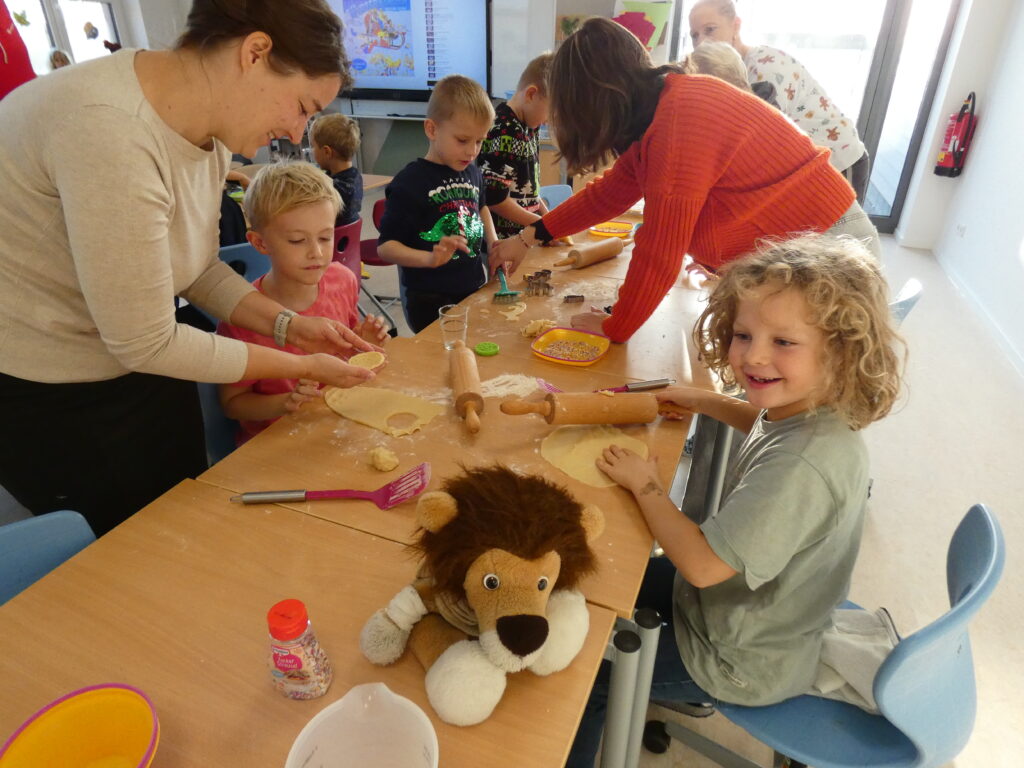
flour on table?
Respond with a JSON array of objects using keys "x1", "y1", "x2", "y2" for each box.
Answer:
[{"x1": 480, "y1": 374, "x2": 541, "y2": 398}]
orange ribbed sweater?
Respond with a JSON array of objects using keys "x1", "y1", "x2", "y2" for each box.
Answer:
[{"x1": 542, "y1": 74, "x2": 854, "y2": 342}]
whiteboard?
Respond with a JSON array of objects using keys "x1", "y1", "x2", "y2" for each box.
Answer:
[{"x1": 490, "y1": 0, "x2": 557, "y2": 99}]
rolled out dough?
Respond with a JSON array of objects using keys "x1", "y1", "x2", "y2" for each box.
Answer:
[
  {"x1": 324, "y1": 387, "x2": 444, "y2": 437},
  {"x1": 540, "y1": 424, "x2": 649, "y2": 488}
]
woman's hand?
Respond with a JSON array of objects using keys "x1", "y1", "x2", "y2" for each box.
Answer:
[
  {"x1": 304, "y1": 353, "x2": 376, "y2": 389},
  {"x1": 570, "y1": 308, "x2": 609, "y2": 336},
  {"x1": 353, "y1": 314, "x2": 390, "y2": 346},
  {"x1": 596, "y1": 445, "x2": 660, "y2": 495},
  {"x1": 287, "y1": 315, "x2": 380, "y2": 356},
  {"x1": 430, "y1": 235, "x2": 470, "y2": 267},
  {"x1": 488, "y1": 232, "x2": 530, "y2": 277},
  {"x1": 283, "y1": 378, "x2": 322, "y2": 413}
]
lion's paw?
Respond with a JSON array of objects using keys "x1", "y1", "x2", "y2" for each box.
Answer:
[
  {"x1": 425, "y1": 640, "x2": 507, "y2": 726},
  {"x1": 360, "y1": 609, "x2": 409, "y2": 665},
  {"x1": 529, "y1": 589, "x2": 590, "y2": 676}
]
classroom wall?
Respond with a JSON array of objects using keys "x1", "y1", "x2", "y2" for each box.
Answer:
[{"x1": 898, "y1": 0, "x2": 1024, "y2": 375}]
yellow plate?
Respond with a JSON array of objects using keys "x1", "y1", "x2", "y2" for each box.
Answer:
[
  {"x1": 588, "y1": 220, "x2": 634, "y2": 239},
  {"x1": 531, "y1": 328, "x2": 611, "y2": 367}
]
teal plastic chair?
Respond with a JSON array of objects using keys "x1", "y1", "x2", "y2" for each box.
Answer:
[
  {"x1": 0, "y1": 511, "x2": 96, "y2": 605},
  {"x1": 539, "y1": 183, "x2": 572, "y2": 210},
  {"x1": 644, "y1": 504, "x2": 1005, "y2": 768}
]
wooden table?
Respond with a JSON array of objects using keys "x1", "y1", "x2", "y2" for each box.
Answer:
[
  {"x1": 0, "y1": 480, "x2": 616, "y2": 768},
  {"x1": 199, "y1": 336, "x2": 689, "y2": 619}
]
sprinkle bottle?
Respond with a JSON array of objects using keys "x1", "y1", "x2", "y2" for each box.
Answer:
[{"x1": 267, "y1": 598, "x2": 333, "y2": 700}]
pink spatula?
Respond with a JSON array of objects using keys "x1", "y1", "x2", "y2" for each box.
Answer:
[{"x1": 229, "y1": 462, "x2": 431, "y2": 510}]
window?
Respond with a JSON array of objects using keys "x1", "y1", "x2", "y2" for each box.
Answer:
[{"x1": 11, "y1": 0, "x2": 121, "y2": 74}]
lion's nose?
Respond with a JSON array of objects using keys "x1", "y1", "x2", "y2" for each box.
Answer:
[{"x1": 496, "y1": 614, "x2": 549, "y2": 657}]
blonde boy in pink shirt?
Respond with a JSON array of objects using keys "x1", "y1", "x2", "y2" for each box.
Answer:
[{"x1": 218, "y1": 162, "x2": 388, "y2": 443}]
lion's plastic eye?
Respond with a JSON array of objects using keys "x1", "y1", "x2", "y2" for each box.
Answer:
[
  {"x1": 483, "y1": 573, "x2": 500, "y2": 590},
  {"x1": 537, "y1": 577, "x2": 549, "y2": 591}
]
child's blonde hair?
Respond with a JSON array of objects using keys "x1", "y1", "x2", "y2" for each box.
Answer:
[
  {"x1": 683, "y1": 40, "x2": 751, "y2": 92},
  {"x1": 516, "y1": 52, "x2": 554, "y2": 96},
  {"x1": 309, "y1": 113, "x2": 360, "y2": 160},
  {"x1": 696, "y1": 233, "x2": 905, "y2": 430},
  {"x1": 426, "y1": 74, "x2": 495, "y2": 125},
  {"x1": 243, "y1": 161, "x2": 341, "y2": 231}
]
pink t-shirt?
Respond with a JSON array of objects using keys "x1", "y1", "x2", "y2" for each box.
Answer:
[{"x1": 217, "y1": 262, "x2": 360, "y2": 443}]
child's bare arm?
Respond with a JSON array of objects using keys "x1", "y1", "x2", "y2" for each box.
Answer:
[
  {"x1": 378, "y1": 238, "x2": 468, "y2": 268},
  {"x1": 480, "y1": 206, "x2": 499, "y2": 253},
  {"x1": 597, "y1": 445, "x2": 737, "y2": 589},
  {"x1": 218, "y1": 379, "x2": 322, "y2": 422},
  {"x1": 656, "y1": 386, "x2": 760, "y2": 434}
]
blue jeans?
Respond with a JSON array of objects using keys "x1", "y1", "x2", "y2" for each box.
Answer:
[{"x1": 565, "y1": 557, "x2": 712, "y2": 768}]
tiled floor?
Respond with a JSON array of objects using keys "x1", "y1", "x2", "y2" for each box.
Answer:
[{"x1": 4, "y1": 207, "x2": 1020, "y2": 767}]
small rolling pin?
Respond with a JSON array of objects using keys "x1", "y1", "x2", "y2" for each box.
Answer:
[
  {"x1": 500, "y1": 392, "x2": 682, "y2": 425},
  {"x1": 450, "y1": 340, "x2": 484, "y2": 433},
  {"x1": 553, "y1": 237, "x2": 624, "y2": 269}
]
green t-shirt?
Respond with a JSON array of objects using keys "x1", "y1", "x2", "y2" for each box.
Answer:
[{"x1": 674, "y1": 408, "x2": 869, "y2": 705}]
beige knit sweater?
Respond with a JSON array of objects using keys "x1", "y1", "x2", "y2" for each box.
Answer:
[{"x1": 0, "y1": 49, "x2": 252, "y2": 384}]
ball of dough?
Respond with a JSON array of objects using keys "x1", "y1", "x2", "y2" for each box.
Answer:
[
  {"x1": 369, "y1": 446, "x2": 400, "y2": 472},
  {"x1": 349, "y1": 351, "x2": 386, "y2": 370},
  {"x1": 521, "y1": 319, "x2": 557, "y2": 338}
]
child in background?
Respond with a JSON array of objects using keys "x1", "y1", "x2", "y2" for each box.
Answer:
[
  {"x1": 377, "y1": 75, "x2": 498, "y2": 332},
  {"x1": 567, "y1": 234, "x2": 905, "y2": 767},
  {"x1": 477, "y1": 52, "x2": 552, "y2": 240},
  {"x1": 309, "y1": 113, "x2": 363, "y2": 226},
  {"x1": 218, "y1": 162, "x2": 388, "y2": 444},
  {"x1": 685, "y1": 40, "x2": 779, "y2": 107}
]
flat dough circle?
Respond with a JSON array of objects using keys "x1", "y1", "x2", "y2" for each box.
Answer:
[
  {"x1": 540, "y1": 425, "x2": 649, "y2": 487},
  {"x1": 348, "y1": 351, "x2": 386, "y2": 370},
  {"x1": 324, "y1": 387, "x2": 444, "y2": 437}
]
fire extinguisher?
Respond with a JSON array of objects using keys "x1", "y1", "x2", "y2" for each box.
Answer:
[{"x1": 934, "y1": 92, "x2": 977, "y2": 177}]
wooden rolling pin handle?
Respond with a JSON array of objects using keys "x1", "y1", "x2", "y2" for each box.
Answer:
[
  {"x1": 464, "y1": 402, "x2": 481, "y2": 433},
  {"x1": 567, "y1": 238, "x2": 623, "y2": 269},
  {"x1": 499, "y1": 398, "x2": 552, "y2": 418},
  {"x1": 552, "y1": 254, "x2": 577, "y2": 267}
]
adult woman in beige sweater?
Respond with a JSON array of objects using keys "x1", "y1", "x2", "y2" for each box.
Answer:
[{"x1": 0, "y1": 0, "x2": 375, "y2": 535}]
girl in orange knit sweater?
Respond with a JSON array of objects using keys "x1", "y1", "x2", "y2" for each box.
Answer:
[{"x1": 488, "y1": 17, "x2": 879, "y2": 343}]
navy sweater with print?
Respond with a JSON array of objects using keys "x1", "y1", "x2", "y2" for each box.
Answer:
[
  {"x1": 377, "y1": 159, "x2": 488, "y2": 297},
  {"x1": 477, "y1": 102, "x2": 541, "y2": 239}
]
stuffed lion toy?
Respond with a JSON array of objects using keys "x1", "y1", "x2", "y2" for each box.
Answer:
[{"x1": 360, "y1": 465, "x2": 604, "y2": 726}]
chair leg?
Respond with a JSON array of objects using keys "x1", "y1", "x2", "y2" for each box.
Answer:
[
  {"x1": 360, "y1": 283, "x2": 399, "y2": 337},
  {"x1": 642, "y1": 720, "x2": 671, "y2": 754}
]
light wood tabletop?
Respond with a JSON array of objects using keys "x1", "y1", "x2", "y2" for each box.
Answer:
[
  {"x1": 198, "y1": 335, "x2": 688, "y2": 619},
  {"x1": 0, "y1": 479, "x2": 616, "y2": 768}
]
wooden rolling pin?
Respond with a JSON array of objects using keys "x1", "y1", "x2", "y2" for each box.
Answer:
[
  {"x1": 553, "y1": 237, "x2": 624, "y2": 269},
  {"x1": 501, "y1": 392, "x2": 663, "y2": 425},
  {"x1": 450, "y1": 340, "x2": 484, "y2": 433}
]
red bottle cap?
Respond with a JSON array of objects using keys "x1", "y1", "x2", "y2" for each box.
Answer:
[{"x1": 267, "y1": 599, "x2": 309, "y2": 641}]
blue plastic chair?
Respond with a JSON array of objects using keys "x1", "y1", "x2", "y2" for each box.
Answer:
[
  {"x1": 890, "y1": 278, "x2": 923, "y2": 326},
  {"x1": 539, "y1": 183, "x2": 572, "y2": 210},
  {"x1": 646, "y1": 503, "x2": 1005, "y2": 768},
  {"x1": 218, "y1": 241, "x2": 271, "y2": 282},
  {"x1": 198, "y1": 382, "x2": 238, "y2": 467},
  {"x1": 0, "y1": 511, "x2": 96, "y2": 605}
]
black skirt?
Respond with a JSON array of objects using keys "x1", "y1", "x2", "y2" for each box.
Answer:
[{"x1": 0, "y1": 370, "x2": 207, "y2": 536}]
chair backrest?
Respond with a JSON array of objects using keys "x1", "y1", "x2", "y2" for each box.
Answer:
[
  {"x1": 333, "y1": 219, "x2": 363, "y2": 278},
  {"x1": 219, "y1": 241, "x2": 271, "y2": 282},
  {"x1": 198, "y1": 382, "x2": 238, "y2": 467},
  {"x1": 539, "y1": 184, "x2": 572, "y2": 210},
  {"x1": 361, "y1": 198, "x2": 390, "y2": 267},
  {"x1": 873, "y1": 504, "x2": 1004, "y2": 766},
  {"x1": 0, "y1": 510, "x2": 96, "y2": 604},
  {"x1": 890, "y1": 278, "x2": 923, "y2": 326}
]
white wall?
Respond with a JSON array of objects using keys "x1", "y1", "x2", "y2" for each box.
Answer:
[
  {"x1": 122, "y1": 0, "x2": 189, "y2": 50},
  {"x1": 899, "y1": 0, "x2": 1024, "y2": 374}
]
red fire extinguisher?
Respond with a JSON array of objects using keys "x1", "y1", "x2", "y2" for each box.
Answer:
[{"x1": 935, "y1": 92, "x2": 977, "y2": 177}]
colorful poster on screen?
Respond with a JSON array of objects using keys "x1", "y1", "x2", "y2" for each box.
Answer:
[{"x1": 342, "y1": 0, "x2": 415, "y2": 78}]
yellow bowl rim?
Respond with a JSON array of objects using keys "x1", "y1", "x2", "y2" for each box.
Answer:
[
  {"x1": 0, "y1": 683, "x2": 159, "y2": 766},
  {"x1": 530, "y1": 327, "x2": 610, "y2": 366}
]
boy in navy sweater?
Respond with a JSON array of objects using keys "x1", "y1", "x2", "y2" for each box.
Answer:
[{"x1": 376, "y1": 75, "x2": 497, "y2": 332}]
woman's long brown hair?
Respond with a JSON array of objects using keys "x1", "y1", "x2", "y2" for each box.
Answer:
[{"x1": 550, "y1": 17, "x2": 685, "y2": 174}]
